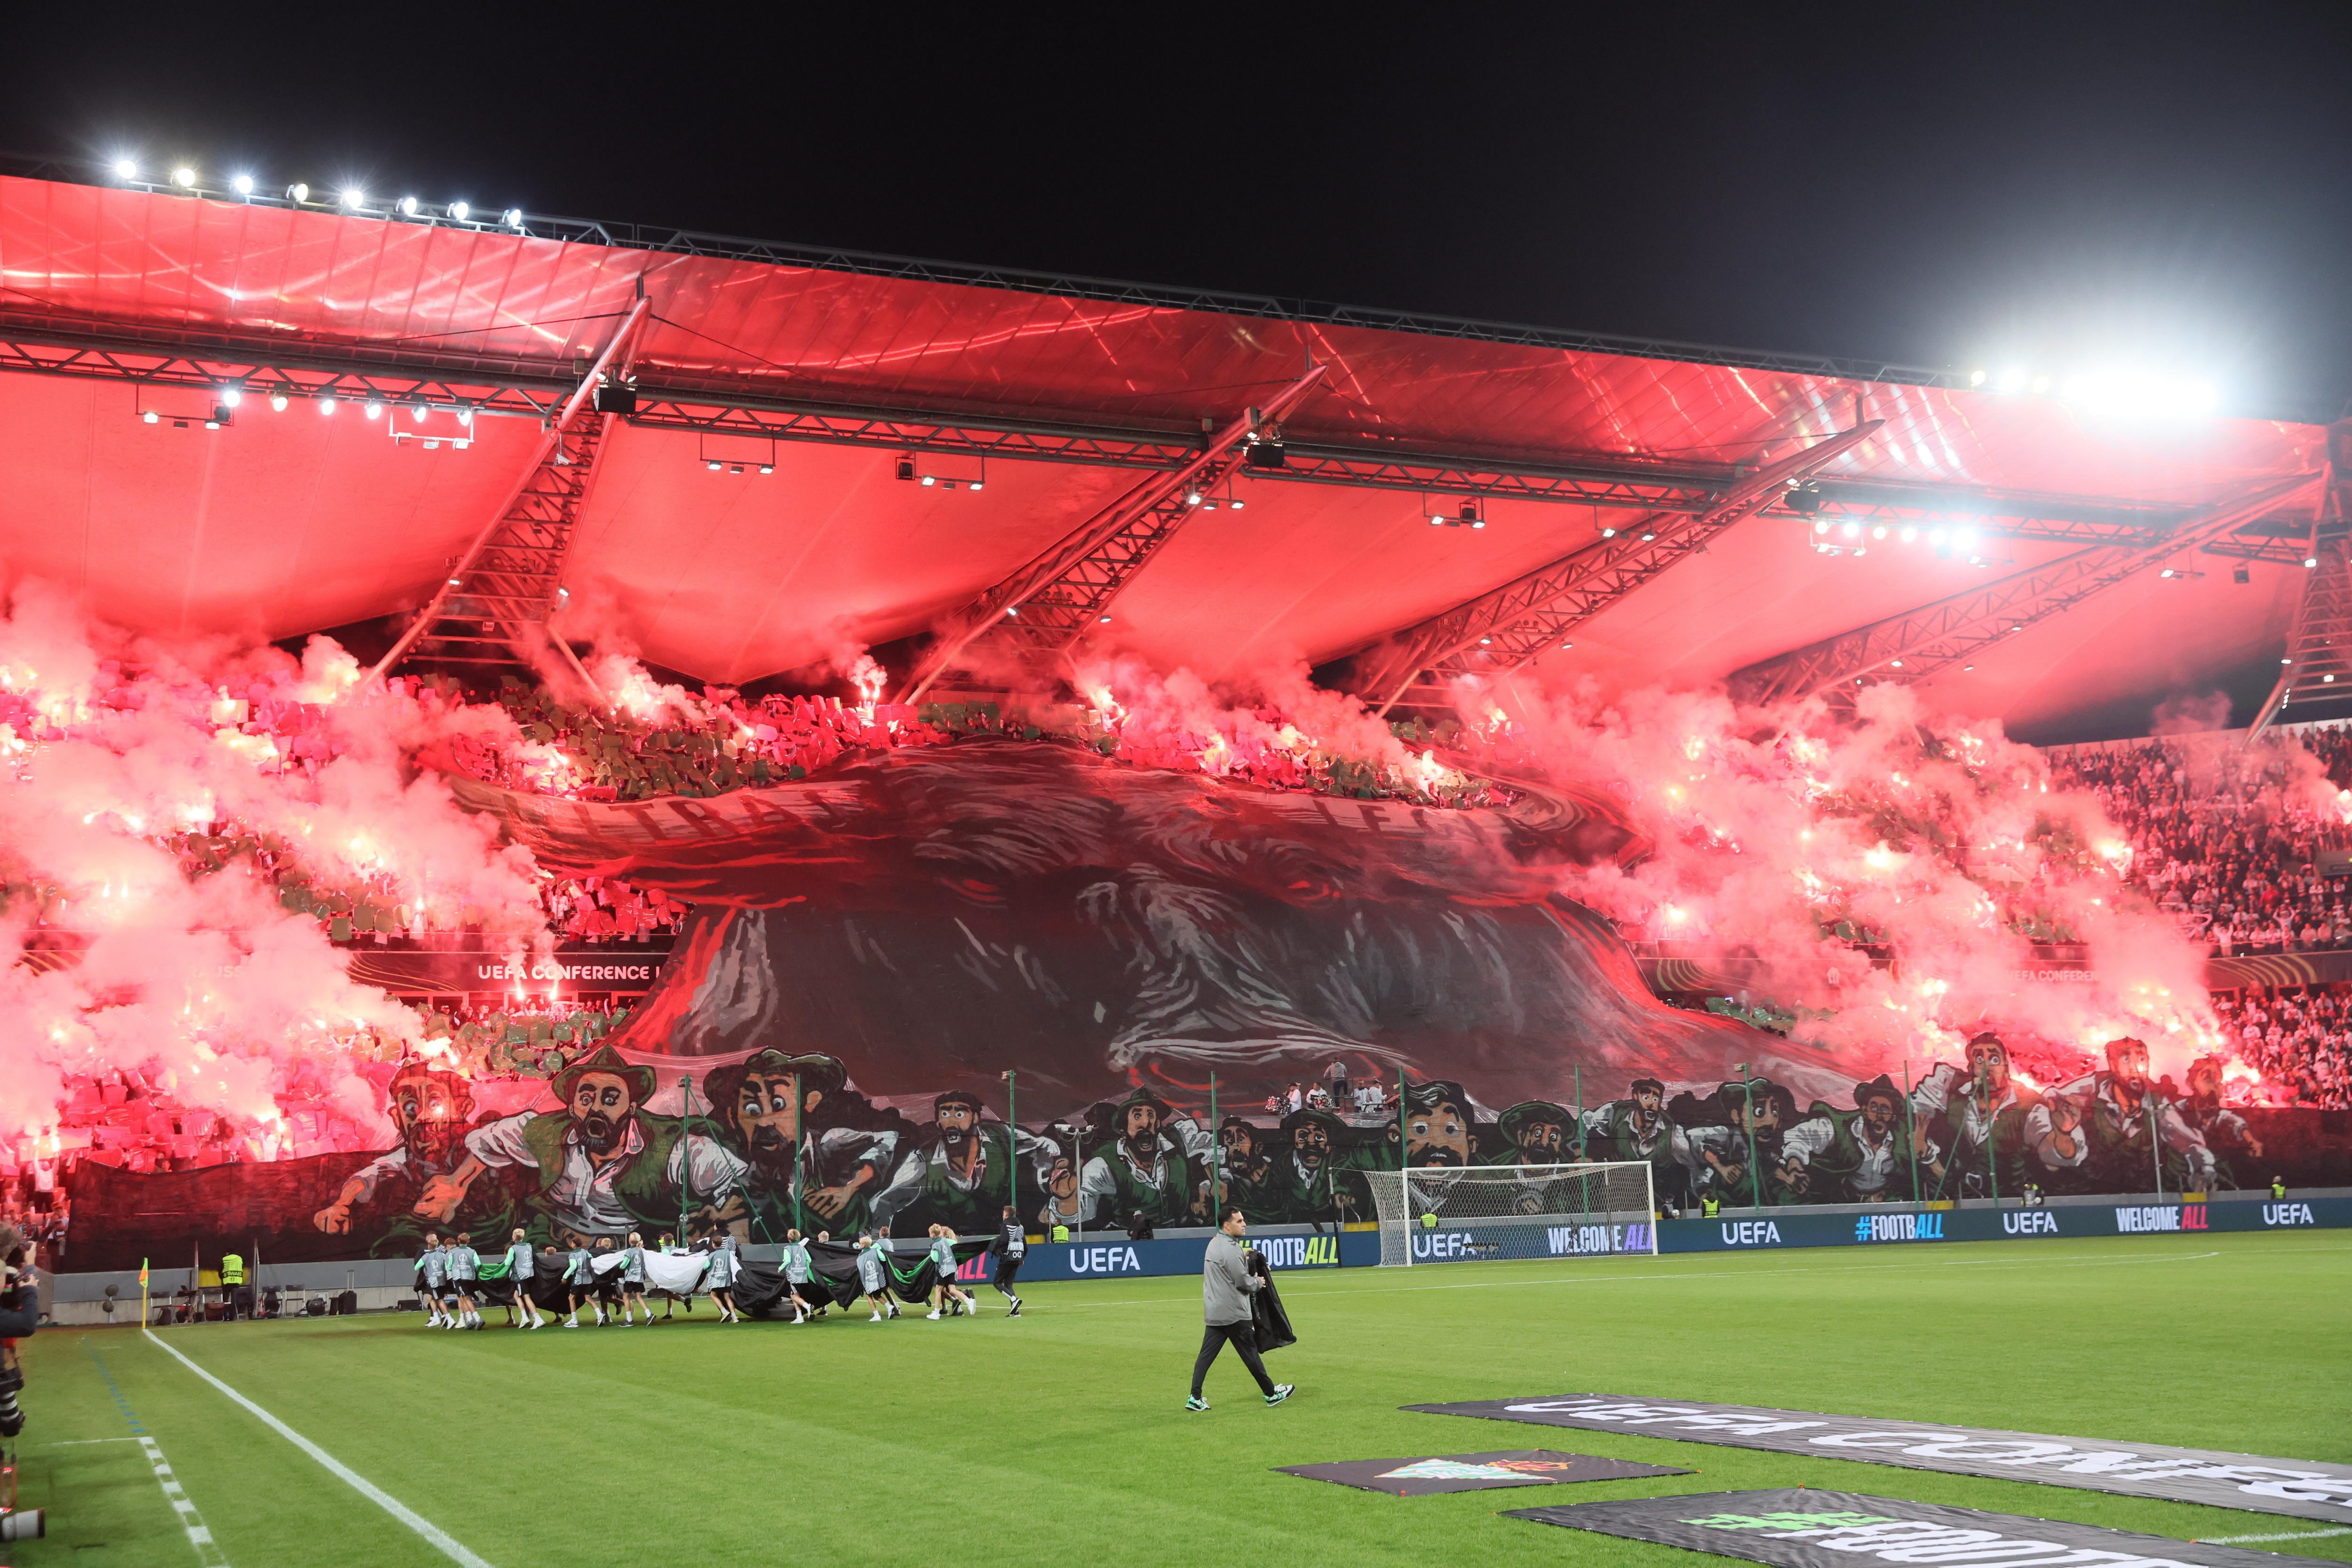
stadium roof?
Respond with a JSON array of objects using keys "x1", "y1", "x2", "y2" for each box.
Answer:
[{"x1": 0, "y1": 172, "x2": 2332, "y2": 736}]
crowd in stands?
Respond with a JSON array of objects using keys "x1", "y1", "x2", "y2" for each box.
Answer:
[{"x1": 2217, "y1": 990, "x2": 2352, "y2": 1106}]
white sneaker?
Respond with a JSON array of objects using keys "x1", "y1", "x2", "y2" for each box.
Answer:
[
  {"x1": 926, "y1": 1309, "x2": 942, "y2": 1320},
  {"x1": 869, "y1": 1311, "x2": 883, "y2": 1322},
  {"x1": 563, "y1": 1317, "x2": 579, "y2": 1329}
]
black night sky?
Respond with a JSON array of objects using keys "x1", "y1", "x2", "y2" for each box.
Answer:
[{"x1": 9, "y1": 5, "x2": 2352, "y2": 421}]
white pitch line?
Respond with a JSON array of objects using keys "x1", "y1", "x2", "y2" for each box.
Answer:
[
  {"x1": 136, "y1": 1433, "x2": 229, "y2": 1568},
  {"x1": 2200, "y1": 1528, "x2": 2352, "y2": 1544},
  {"x1": 143, "y1": 1327, "x2": 495, "y2": 1568}
]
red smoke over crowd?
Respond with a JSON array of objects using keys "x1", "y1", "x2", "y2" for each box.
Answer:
[{"x1": 0, "y1": 578, "x2": 2320, "y2": 1184}]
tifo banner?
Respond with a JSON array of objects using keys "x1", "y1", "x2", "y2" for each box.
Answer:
[
  {"x1": 1276, "y1": 1450, "x2": 1687, "y2": 1496},
  {"x1": 1503, "y1": 1489, "x2": 2346, "y2": 1568},
  {"x1": 55, "y1": 743, "x2": 2352, "y2": 1271},
  {"x1": 1405, "y1": 1397, "x2": 2352, "y2": 1523}
]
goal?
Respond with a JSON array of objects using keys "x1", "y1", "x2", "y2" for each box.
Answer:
[{"x1": 1363, "y1": 1162, "x2": 1658, "y2": 1267}]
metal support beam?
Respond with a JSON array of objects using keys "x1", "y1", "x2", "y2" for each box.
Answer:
[
  {"x1": 897, "y1": 364, "x2": 1329, "y2": 704},
  {"x1": 2250, "y1": 434, "x2": 2352, "y2": 733},
  {"x1": 1346, "y1": 420, "x2": 1883, "y2": 716},
  {"x1": 368, "y1": 297, "x2": 652, "y2": 687},
  {"x1": 1727, "y1": 471, "x2": 2327, "y2": 708}
]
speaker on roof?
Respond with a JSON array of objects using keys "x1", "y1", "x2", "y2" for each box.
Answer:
[
  {"x1": 1244, "y1": 440, "x2": 1287, "y2": 471},
  {"x1": 592, "y1": 383, "x2": 638, "y2": 416}
]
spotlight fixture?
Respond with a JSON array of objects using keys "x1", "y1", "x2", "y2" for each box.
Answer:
[
  {"x1": 1561, "y1": 641, "x2": 1574, "y2": 650},
  {"x1": 219, "y1": 386, "x2": 242, "y2": 408},
  {"x1": 411, "y1": 405, "x2": 427, "y2": 423},
  {"x1": 2306, "y1": 556, "x2": 2320, "y2": 569},
  {"x1": 1478, "y1": 637, "x2": 1492, "y2": 646},
  {"x1": 111, "y1": 157, "x2": 138, "y2": 179},
  {"x1": 707, "y1": 460, "x2": 723, "y2": 471},
  {"x1": 269, "y1": 392, "x2": 288, "y2": 412},
  {"x1": 728, "y1": 463, "x2": 745, "y2": 475},
  {"x1": 1243, "y1": 439, "x2": 1287, "y2": 470},
  {"x1": 1459, "y1": 501, "x2": 1483, "y2": 529},
  {"x1": 340, "y1": 188, "x2": 365, "y2": 208},
  {"x1": 318, "y1": 396, "x2": 336, "y2": 414},
  {"x1": 1842, "y1": 522, "x2": 1861, "y2": 539},
  {"x1": 1228, "y1": 493, "x2": 1244, "y2": 510},
  {"x1": 1899, "y1": 526, "x2": 1916, "y2": 542},
  {"x1": 921, "y1": 473, "x2": 937, "y2": 486},
  {"x1": 364, "y1": 399, "x2": 383, "y2": 419},
  {"x1": 969, "y1": 477, "x2": 984, "y2": 493},
  {"x1": 758, "y1": 463, "x2": 774, "y2": 475},
  {"x1": 1871, "y1": 525, "x2": 1888, "y2": 540},
  {"x1": 1813, "y1": 520, "x2": 1830, "y2": 535},
  {"x1": 1639, "y1": 529, "x2": 1657, "y2": 541},
  {"x1": 447, "y1": 577, "x2": 464, "y2": 587},
  {"x1": 286, "y1": 183, "x2": 310, "y2": 203},
  {"x1": 448, "y1": 201, "x2": 470, "y2": 221},
  {"x1": 1098, "y1": 614, "x2": 1112, "y2": 624},
  {"x1": 896, "y1": 455, "x2": 916, "y2": 481},
  {"x1": 1968, "y1": 369, "x2": 1987, "y2": 387},
  {"x1": 1429, "y1": 512, "x2": 1447, "y2": 526},
  {"x1": 398, "y1": 196, "x2": 420, "y2": 216},
  {"x1": 230, "y1": 174, "x2": 254, "y2": 196},
  {"x1": 1890, "y1": 660, "x2": 1903, "y2": 668},
  {"x1": 1600, "y1": 526, "x2": 1618, "y2": 538},
  {"x1": 170, "y1": 166, "x2": 197, "y2": 188},
  {"x1": 1005, "y1": 605, "x2": 1020, "y2": 617},
  {"x1": 456, "y1": 409, "x2": 473, "y2": 427},
  {"x1": 2159, "y1": 569, "x2": 2177, "y2": 579},
  {"x1": 2233, "y1": 565, "x2": 2251, "y2": 584},
  {"x1": 503, "y1": 208, "x2": 525, "y2": 228},
  {"x1": 141, "y1": 410, "x2": 158, "y2": 424},
  {"x1": 1962, "y1": 664, "x2": 1975, "y2": 672},
  {"x1": 1786, "y1": 482, "x2": 1824, "y2": 516},
  {"x1": 1184, "y1": 488, "x2": 1203, "y2": 506},
  {"x1": 1201, "y1": 495, "x2": 1218, "y2": 509}
]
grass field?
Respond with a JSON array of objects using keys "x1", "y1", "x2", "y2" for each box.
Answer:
[{"x1": 8, "y1": 1230, "x2": 2348, "y2": 1568}]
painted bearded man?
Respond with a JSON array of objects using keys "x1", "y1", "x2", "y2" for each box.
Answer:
[
  {"x1": 1912, "y1": 1033, "x2": 2034, "y2": 1199},
  {"x1": 1582, "y1": 1077, "x2": 1690, "y2": 1213},
  {"x1": 870, "y1": 1089, "x2": 1053, "y2": 1235},
  {"x1": 1482, "y1": 1100, "x2": 1575, "y2": 1215},
  {"x1": 1678, "y1": 1076, "x2": 1802, "y2": 1206},
  {"x1": 704, "y1": 1050, "x2": 903, "y2": 1241},
  {"x1": 2043, "y1": 1037, "x2": 2214, "y2": 1193},
  {"x1": 1069, "y1": 1087, "x2": 1212, "y2": 1230},
  {"x1": 1783, "y1": 1075, "x2": 1944, "y2": 1204},
  {"x1": 416, "y1": 1046, "x2": 750, "y2": 1246},
  {"x1": 2179, "y1": 1053, "x2": 2261, "y2": 1189},
  {"x1": 313, "y1": 1060, "x2": 487, "y2": 1244}
]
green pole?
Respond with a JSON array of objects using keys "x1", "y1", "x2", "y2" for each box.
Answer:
[
  {"x1": 1738, "y1": 1062, "x2": 1760, "y2": 1211},
  {"x1": 2148, "y1": 1096, "x2": 2163, "y2": 1197},
  {"x1": 790, "y1": 1071, "x2": 806, "y2": 1237},
  {"x1": 1901, "y1": 1059, "x2": 1921, "y2": 1206},
  {"x1": 1208, "y1": 1073, "x2": 1220, "y2": 1210},
  {"x1": 1573, "y1": 1064, "x2": 1585, "y2": 1159},
  {"x1": 1001, "y1": 1069, "x2": 1017, "y2": 1222},
  {"x1": 679, "y1": 1075, "x2": 693, "y2": 1246},
  {"x1": 1398, "y1": 1067, "x2": 1408, "y2": 1170}
]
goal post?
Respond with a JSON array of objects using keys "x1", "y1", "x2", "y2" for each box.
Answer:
[{"x1": 1363, "y1": 1162, "x2": 1659, "y2": 1267}]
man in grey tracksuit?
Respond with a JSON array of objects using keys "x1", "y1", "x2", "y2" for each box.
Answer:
[{"x1": 1187, "y1": 1206, "x2": 1294, "y2": 1411}]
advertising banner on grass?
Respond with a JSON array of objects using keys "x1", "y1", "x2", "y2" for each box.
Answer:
[
  {"x1": 1276, "y1": 1450, "x2": 1688, "y2": 1496},
  {"x1": 1658, "y1": 1196, "x2": 2352, "y2": 1254},
  {"x1": 1405, "y1": 1397, "x2": 2352, "y2": 1522},
  {"x1": 1503, "y1": 1488, "x2": 2346, "y2": 1568}
]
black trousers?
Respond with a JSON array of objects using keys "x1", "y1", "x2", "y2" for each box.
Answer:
[
  {"x1": 991, "y1": 1256, "x2": 1023, "y2": 1297},
  {"x1": 1192, "y1": 1320, "x2": 1274, "y2": 1398}
]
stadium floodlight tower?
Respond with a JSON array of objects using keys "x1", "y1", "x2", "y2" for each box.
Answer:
[{"x1": 1364, "y1": 1162, "x2": 1658, "y2": 1267}]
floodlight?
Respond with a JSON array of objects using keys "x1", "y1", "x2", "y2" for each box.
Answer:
[
  {"x1": 1968, "y1": 369, "x2": 1986, "y2": 387},
  {"x1": 1098, "y1": 614, "x2": 1112, "y2": 624},
  {"x1": 170, "y1": 166, "x2": 196, "y2": 188},
  {"x1": 411, "y1": 405, "x2": 427, "y2": 423},
  {"x1": 112, "y1": 158, "x2": 137, "y2": 179},
  {"x1": 363, "y1": 400, "x2": 383, "y2": 419},
  {"x1": 219, "y1": 387, "x2": 242, "y2": 408},
  {"x1": 969, "y1": 479, "x2": 984, "y2": 492},
  {"x1": 230, "y1": 174, "x2": 254, "y2": 195},
  {"x1": 1427, "y1": 515, "x2": 1444, "y2": 526},
  {"x1": 1229, "y1": 496, "x2": 1244, "y2": 509},
  {"x1": 447, "y1": 577, "x2": 463, "y2": 587},
  {"x1": 318, "y1": 397, "x2": 336, "y2": 414},
  {"x1": 448, "y1": 201, "x2": 469, "y2": 221},
  {"x1": 1478, "y1": 637, "x2": 1492, "y2": 646},
  {"x1": 269, "y1": 393, "x2": 288, "y2": 412},
  {"x1": 758, "y1": 463, "x2": 774, "y2": 475},
  {"x1": 707, "y1": 460, "x2": 723, "y2": 472},
  {"x1": 457, "y1": 409, "x2": 473, "y2": 427},
  {"x1": 921, "y1": 474, "x2": 936, "y2": 486},
  {"x1": 1872, "y1": 525, "x2": 1887, "y2": 539},
  {"x1": 1995, "y1": 367, "x2": 2028, "y2": 395},
  {"x1": 1600, "y1": 527, "x2": 1617, "y2": 537},
  {"x1": 1899, "y1": 526, "x2": 1916, "y2": 542},
  {"x1": 341, "y1": 188, "x2": 365, "y2": 208},
  {"x1": 1842, "y1": 522, "x2": 1861, "y2": 539},
  {"x1": 1813, "y1": 520, "x2": 1829, "y2": 535},
  {"x1": 1639, "y1": 530, "x2": 1656, "y2": 541},
  {"x1": 1185, "y1": 488, "x2": 1203, "y2": 505},
  {"x1": 503, "y1": 208, "x2": 524, "y2": 227},
  {"x1": 142, "y1": 410, "x2": 158, "y2": 424},
  {"x1": 286, "y1": 183, "x2": 310, "y2": 203},
  {"x1": 398, "y1": 196, "x2": 419, "y2": 215}
]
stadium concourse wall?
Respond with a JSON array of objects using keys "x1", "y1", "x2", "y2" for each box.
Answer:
[{"x1": 38, "y1": 1191, "x2": 2347, "y2": 1321}]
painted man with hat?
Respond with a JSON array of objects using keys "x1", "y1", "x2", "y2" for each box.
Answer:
[
  {"x1": 1783, "y1": 1075, "x2": 1944, "y2": 1203},
  {"x1": 1072, "y1": 1087, "x2": 1212, "y2": 1229},
  {"x1": 1479, "y1": 1099, "x2": 1579, "y2": 1214},
  {"x1": 2040, "y1": 1037, "x2": 2213, "y2": 1193},
  {"x1": 417, "y1": 1045, "x2": 750, "y2": 1247},
  {"x1": 704, "y1": 1049, "x2": 905, "y2": 1241},
  {"x1": 1677, "y1": 1075, "x2": 1803, "y2": 1206},
  {"x1": 1244, "y1": 1106, "x2": 1362, "y2": 1225}
]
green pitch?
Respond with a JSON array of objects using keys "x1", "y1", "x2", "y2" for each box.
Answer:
[{"x1": 11, "y1": 1231, "x2": 2348, "y2": 1568}]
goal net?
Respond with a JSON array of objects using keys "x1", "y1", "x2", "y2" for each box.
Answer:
[{"x1": 1363, "y1": 1162, "x2": 1658, "y2": 1267}]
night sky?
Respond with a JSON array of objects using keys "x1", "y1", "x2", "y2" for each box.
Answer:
[{"x1": 9, "y1": 6, "x2": 2351, "y2": 422}]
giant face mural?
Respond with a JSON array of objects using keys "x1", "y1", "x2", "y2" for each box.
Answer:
[{"x1": 454, "y1": 738, "x2": 1820, "y2": 1107}]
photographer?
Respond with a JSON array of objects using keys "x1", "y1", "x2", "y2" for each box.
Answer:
[{"x1": 0, "y1": 1223, "x2": 38, "y2": 1439}]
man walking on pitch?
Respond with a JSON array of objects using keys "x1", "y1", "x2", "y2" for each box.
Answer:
[
  {"x1": 1188, "y1": 1206, "x2": 1292, "y2": 1411},
  {"x1": 992, "y1": 1204, "x2": 1026, "y2": 1317}
]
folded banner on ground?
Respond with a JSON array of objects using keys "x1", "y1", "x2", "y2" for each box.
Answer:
[
  {"x1": 1504, "y1": 1488, "x2": 2345, "y2": 1568},
  {"x1": 1406, "y1": 1396, "x2": 2352, "y2": 1524},
  {"x1": 1278, "y1": 1450, "x2": 1688, "y2": 1496}
]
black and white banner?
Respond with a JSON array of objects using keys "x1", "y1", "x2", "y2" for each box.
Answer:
[
  {"x1": 1405, "y1": 1397, "x2": 2352, "y2": 1523},
  {"x1": 1504, "y1": 1488, "x2": 2344, "y2": 1568},
  {"x1": 1276, "y1": 1450, "x2": 1687, "y2": 1497}
]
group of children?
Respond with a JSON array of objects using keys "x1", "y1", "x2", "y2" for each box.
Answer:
[
  {"x1": 412, "y1": 1219, "x2": 1008, "y2": 1330},
  {"x1": 413, "y1": 1224, "x2": 746, "y2": 1330}
]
